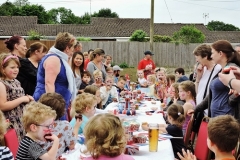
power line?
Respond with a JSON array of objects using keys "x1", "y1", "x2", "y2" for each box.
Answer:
[
  {"x1": 170, "y1": 0, "x2": 240, "y2": 11},
  {"x1": 164, "y1": 0, "x2": 174, "y2": 23}
]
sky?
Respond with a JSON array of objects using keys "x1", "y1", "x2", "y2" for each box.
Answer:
[{"x1": 17, "y1": 0, "x2": 240, "y2": 28}]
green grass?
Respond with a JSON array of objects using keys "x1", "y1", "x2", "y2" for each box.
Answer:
[{"x1": 120, "y1": 67, "x2": 192, "y2": 82}]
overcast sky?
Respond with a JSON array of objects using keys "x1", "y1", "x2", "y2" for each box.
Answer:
[{"x1": 24, "y1": 0, "x2": 240, "y2": 28}]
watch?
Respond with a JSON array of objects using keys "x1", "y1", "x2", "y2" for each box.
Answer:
[{"x1": 228, "y1": 78, "x2": 236, "y2": 89}]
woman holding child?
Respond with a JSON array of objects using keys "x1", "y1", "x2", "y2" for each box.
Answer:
[{"x1": 33, "y1": 32, "x2": 77, "y2": 120}]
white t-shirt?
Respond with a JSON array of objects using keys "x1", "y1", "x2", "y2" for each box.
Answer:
[
  {"x1": 138, "y1": 78, "x2": 147, "y2": 85},
  {"x1": 196, "y1": 64, "x2": 221, "y2": 115}
]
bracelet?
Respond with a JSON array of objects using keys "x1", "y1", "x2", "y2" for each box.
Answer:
[{"x1": 228, "y1": 78, "x2": 236, "y2": 89}]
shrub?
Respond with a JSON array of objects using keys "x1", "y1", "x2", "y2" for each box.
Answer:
[
  {"x1": 119, "y1": 62, "x2": 129, "y2": 68},
  {"x1": 172, "y1": 25, "x2": 205, "y2": 44},
  {"x1": 153, "y1": 35, "x2": 173, "y2": 42},
  {"x1": 77, "y1": 37, "x2": 92, "y2": 41},
  {"x1": 27, "y1": 30, "x2": 45, "y2": 40},
  {"x1": 129, "y1": 30, "x2": 147, "y2": 42}
]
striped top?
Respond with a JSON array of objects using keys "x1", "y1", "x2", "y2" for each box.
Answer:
[
  {"x1": 16, "y1": 136, "x2": 47, "y2": 160},
  {"x1": 0, "y1": 146, "x2": 13, "y2": 160}
]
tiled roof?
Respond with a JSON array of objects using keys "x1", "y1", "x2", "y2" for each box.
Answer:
[{"x1": 0, "y1": 16, "x2": 240, "y2": 43}]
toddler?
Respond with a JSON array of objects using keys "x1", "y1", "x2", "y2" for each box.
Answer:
[
  {"x1": 113, "y1": 76, "x2": 127, "y2": 96},
  {"x1": 79, "y1": 71, "x2": 91, "y2": 92},
  {"x1": 100, "y1": 76, "x2": 118, "y2": 108},
  {"x1": 83, "y1": 113, "x2": 134, "y2": 160},
  {"x1": 146, "y1": 74, "x2": 156, "y2": 97},
  {"x1": 16, "y1": 102, "x2": 59, "y2": 160},
  {"x1": 92, "y1": 69, "x2": 104, "y2": 88},
  {"x1": 70, "y1": 93, "x2": 97, "y2": 135},
  {"x1": 137, "y1": 70, "x2": 147, "y2": 87},
  {"x1": 38, "y1": 93, "x2": 78, "y2": 158}
]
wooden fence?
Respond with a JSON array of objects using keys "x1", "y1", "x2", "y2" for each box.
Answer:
[{"x1": 0, "y1": 40, "x2": 201, "y2": 68}]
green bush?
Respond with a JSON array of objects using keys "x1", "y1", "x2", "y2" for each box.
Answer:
[
  {"x1": 129, "y1": 30, "x2": 147, "y2": 42},
  {"x1": 77, "y1": 37, "x2": 92, "y2": 41},
  {"x1": 119, "y1": 62, "x2": 129, "y2": 68},
  {"x1": 172, "y1": 25, "x2": 205, "y2": 44},
  {"x1": 153, "y1": 35, "x2": 173, "y2": 42},
  {"x1": 27, "y1": 30, "x2": 45, "y2": 40}
]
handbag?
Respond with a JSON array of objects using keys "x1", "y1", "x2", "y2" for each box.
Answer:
[{"x1": 192, "y1": 65, "x2": 216, "y2": 133}]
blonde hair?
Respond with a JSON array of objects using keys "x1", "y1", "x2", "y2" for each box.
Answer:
[
  {"x1": 105, "y1": 75, "x2": 114, "y2": 82},
  {"x1": 83, "y1": 52, "x2": 88, "y2": 56},
  {"x1": 147, "y1": 74, "x2": 156, "y2": 84},
  {"x1": 22, "y1": 102, "x2": 56, "y2": 132},
  {"x1": 84, "y1": 85, "x2": 102, "y2": 109},
  {"x1": 84, "y1": 113, "x2": 126, "y2": 159},
  {"x1": 93, "y1": 69, "x2": 103, "y2": 78},
  {"x1": 54, "y1": 32, "x2": 76, "y2": 52},
  {"x1": 106, "y1": 67, "x2": 113, "y2": 72},
  {"x1": 0, "y1": 110, "x2": 8, "y2": 140},
  {"x1": 72, "y1": 93, "x2": 97, "y2": 114},
  {"x1": 0, "y1": 53, "x2": 20, "y2": 79}
]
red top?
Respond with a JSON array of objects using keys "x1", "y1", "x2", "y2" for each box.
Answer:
[
  {"x1": 138, "y1": 58, "x2": 156, "y2": 78},
  {"x1": 84, "y1": 58, "x2": 90, "y2": 70}
]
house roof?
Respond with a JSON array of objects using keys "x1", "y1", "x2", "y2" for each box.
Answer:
[{"x1": 0, "y1": 16, "x2": 240, "y2": 43}]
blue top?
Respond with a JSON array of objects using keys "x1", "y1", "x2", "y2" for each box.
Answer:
[
  {"x1": 33, "y1": 54, "x2": 71, "y2": 120},
  {"x1": 210, "y1": 77, "x2": 234, "y2": 117},
  {"x1": 70, "y1": 114, "x2": 89, "y2": 134},
  {"x1": 177, "y1": 75, "x2": 189, "y2": 83}
]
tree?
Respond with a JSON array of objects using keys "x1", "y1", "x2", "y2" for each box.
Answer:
[
  {"x1": 19, "y1": 4, "x2": 50, "y2": 24},
  {"x1": 80, "y1": 12, "x2": 91, "y2": 24},
  {"x1": 207, "y1": 20, "x2": 240, "y2": 31},
  {"x1": 129, "y1": 30, "x2": 147, "y2": 42},
  {"x1": 47, "y1": 7, "x2": 81, "y2": 24},
  {"x1": 0, "y1": 1, "x2": 20, "y2": 16},
  {"x1": 92, "y1": 8, "x2": 119, "y2": 18},
  {"x1": 172, "y1": 25, "x2": 205, "y2": 44},
  {"x1": 13, "y1": 0, "x2": 30, "y2": 7}
]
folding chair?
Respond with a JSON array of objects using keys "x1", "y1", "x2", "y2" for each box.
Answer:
[
  {"x1": 184, "y1": 114, "x2": 194, "y2": 152},
  {"x1": 194, "y1": 117, "x2": 211, "y2": 160},
  {"x1": 4, "y1": 128, "x2": 19, "y2": 158}
]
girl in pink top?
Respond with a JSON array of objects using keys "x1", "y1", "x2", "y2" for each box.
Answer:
[
  {"x1": 83, "y1": 113, "x2": 134, "y2": 160},
  {"x1": 178, "y1": 81, "x2": 196, "y2": 136}
]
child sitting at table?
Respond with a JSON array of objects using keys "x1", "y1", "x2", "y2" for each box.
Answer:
[
  {"x1": 0, "y1": 110, "x2": 14, "y2": 159},
  {"x1": 38, "y1": 93, "x2": 79, "y2": 159},
  {"x1": 158, "y1": 103, "x2": 186, "y2": 160},
  {"x1": 100, "y1": 75, "x2": 118, "y2": 109},
  {"x1": 79, "y1": 71, "x2": 91, "y2": 93},
  {"x1": 84, "y1": 85, "x2": 102, "y2": 109},
  {"x1": 154, "y1": 67, "x2": 168, "y2": 101},
  {"x1": 178, "y1": 81, "x2": 196, "y2": 135},
  {"x1": 177, "y1": 115, "x2": 240, "y2": 160},
  {"x1": 16, "y1": 102, "x2": 59, "y2": 160},
  {"x1": 92, "y1": 69, "x2": 104, "y2": 88},
  {"x1": 146, "y1": 74, "x2": 156, "y2": 97},
  {"x1": 137, "y1": 69, "x2": 147, "y2": 87},
  {"x1": 113, "y1": 76, "x2": 127, "y2": 96},
  {"x1": 83, "y1": 113, "x2": 134, "y2": 160},
  {"x1": 70, "y1": 93, "x2": 97, "y2": 135}
]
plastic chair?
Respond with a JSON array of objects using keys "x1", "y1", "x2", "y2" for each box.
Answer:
[
  {"x1": 4, "y1": 128, "x2": 19, "y2": 158},
  {"x1": 184, "y1": 114, "x2": 194, "y2": 151},
  {"x1": 194, "y1": 117, "x2": 211, "y2": 160}
]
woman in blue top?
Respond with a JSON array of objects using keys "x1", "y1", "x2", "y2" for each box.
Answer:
[
  {"x1": 33, "y1": 32, "x2": 77, "y2": 120},
  {"x1": 195, "y1": 40, "x2": 240, "y2": 120}
]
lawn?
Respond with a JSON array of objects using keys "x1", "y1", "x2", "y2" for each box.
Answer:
[{"x1": 120, "y1": 67, "x2": 193, "y2": 82}]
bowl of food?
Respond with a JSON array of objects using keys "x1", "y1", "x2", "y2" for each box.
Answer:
[{"x1": 141, "y1": 122, "x2": 149, "y2": 131}]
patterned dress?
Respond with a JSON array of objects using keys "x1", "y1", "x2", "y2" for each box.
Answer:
[
  {"x1": 0, "y1": 79, "x2": 26, "y2": 141},
  {"x1": 42, "y1": 120, "x2": 77, "y2": 158}
]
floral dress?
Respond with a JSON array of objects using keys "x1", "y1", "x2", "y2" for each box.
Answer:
[{"x1": 0, "y1": 79, "x2": 26, "y2": 141}]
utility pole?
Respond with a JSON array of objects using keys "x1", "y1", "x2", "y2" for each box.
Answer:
[
  {"x1": 150, "y1": 0, "x2": 154, "y2": 52},
  {"x1": 90, "y1": 0, "x2": 92, "y2": 15}
]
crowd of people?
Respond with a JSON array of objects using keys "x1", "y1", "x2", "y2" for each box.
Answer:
[{"x1": 0, "y1": 32, "x2": 240, "y2": 160}]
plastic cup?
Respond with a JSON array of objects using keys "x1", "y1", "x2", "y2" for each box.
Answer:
[{"x1": 148, "y1": 123, "x2": 159, "y2": 152}]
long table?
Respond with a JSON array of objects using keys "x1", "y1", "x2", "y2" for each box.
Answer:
[{"x1": 62, "y1": 101, "x2": 174, "y2": 160}]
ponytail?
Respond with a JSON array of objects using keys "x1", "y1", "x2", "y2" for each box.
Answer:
[{"x1": 25, "y1": 48, "x2": 31, "y2": 58}]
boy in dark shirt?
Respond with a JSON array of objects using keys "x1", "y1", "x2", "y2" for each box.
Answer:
[{"x1": 79, "y1": 71, "x2": 91, "y2": 93}]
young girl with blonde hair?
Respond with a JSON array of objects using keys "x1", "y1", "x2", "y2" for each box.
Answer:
[
  {"x1": 178, "y1": 81, "x2": 196, "y2": 135},
  {"x1": 0, "y1": 53, "x2": 34, "y2": 141},
  {"x1": 83, "y1": 113, "x2": 134, "y2": 160}
]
